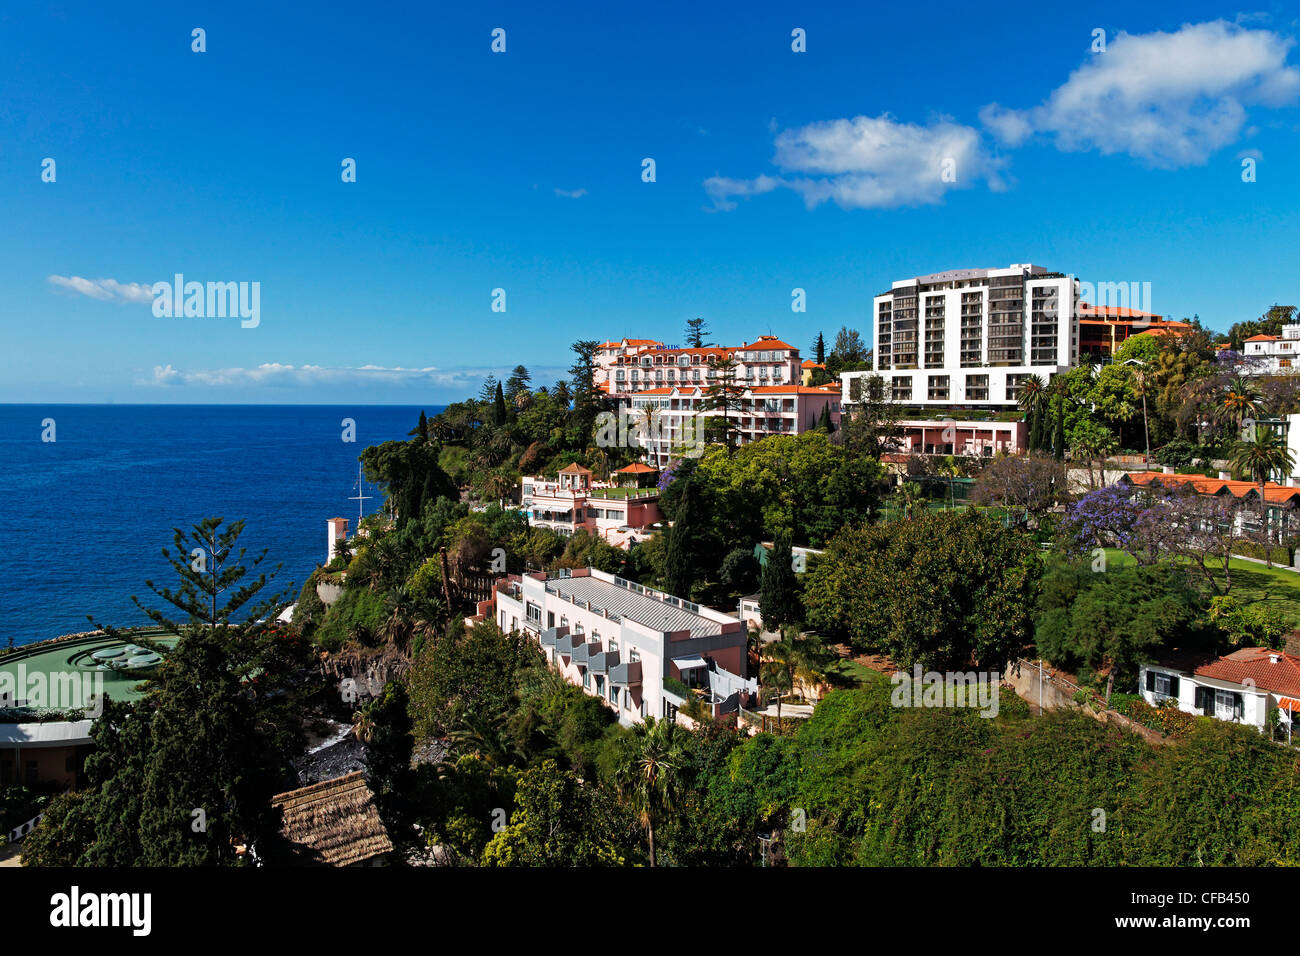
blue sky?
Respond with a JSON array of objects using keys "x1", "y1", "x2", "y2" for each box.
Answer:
[{"x1": 3, "y1": 1, "x2": 1299, "y2": 404}]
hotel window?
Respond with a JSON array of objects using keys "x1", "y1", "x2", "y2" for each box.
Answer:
[
  {"x1": 965, "y1": 374, "x2": 989, "y2": 401},
  {"x1": 679, "y1": 355, "x2": 689, "y2": 366},
  {"x1": 560, "y1": 616, "x2": 568, "y2": 628},
  {"x1": 574, "y1": 622, "x2": 584, "y2": 635},
  {"x1": 1006, "y1": 373, "x2": 1027, "y2": 402},
  {"x1": 891, "y1": 376, "x2": 912, "y2": 401},
  {"x1": 615, "y1": 369, "x2": 625, "y2": 381},
  {"x1": 927, "y1": 375, "x2": 949, "y2": 401},
  {"x1": 592, "y1": 630, "x2": 600, "y2": 643},
  {"x1": 584, "y1": 671, "x2": 590, "y2": 689},
  {"x1": 511, "y1": 616, "x2": 518, "y2": 631},
  {"x1": 526, "y1": 602, "x2": 541, "y2": 624},
  {"x1": 692, "y1": 369, "x2": 701, "y2": 381},
  {"x1": 609, "y1": 637, "x2": 619, "y2": 653},
  {"x1": 629, "y1": 648, "x2": 640, "y2": 663},
  {"x1": 666, "y1": 370, "x2": 674, "y2": 381}
]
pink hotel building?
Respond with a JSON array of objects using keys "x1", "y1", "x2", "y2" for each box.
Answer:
[{"x1": 494, "y1": 568, "x2": 756, "y2": 726}]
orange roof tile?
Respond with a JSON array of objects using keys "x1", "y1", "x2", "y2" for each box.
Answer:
[
  {"x1": 1123, "y1": 472, "x2": 1300, "y2": 503},
  {"x1": 1195, "y1": 647, "x2": 1300, "y2": 698},
  {"x1": 615, "y1": 462, "x2": 657, "y2": 473},
  {"x1": 736, "y1": 337, "x2": 797, "y2": 351},
  {"x1": 1245, "y1": 334, "x2": 1281, "y2": 342}
]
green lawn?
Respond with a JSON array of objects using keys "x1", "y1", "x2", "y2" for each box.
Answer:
[
  {"x1": 828, "y1": 658, "x2": 888, "y2": 687},
  {"x1": 1102, "y1": 547, "x2": 1300, "y2": 627}
]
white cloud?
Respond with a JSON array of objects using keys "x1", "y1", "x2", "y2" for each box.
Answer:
[
  {"x1": 554, "y1": 187, "x2": 588, "y2": 199},
  {"x1": 706, "y1": 115, "x2": 1004, "y2": 211},
  {"x1": 981, "y1": 21, "x2": 1300, "y2": 167},
  {"x1": 145, "y1": 363, "x2": 567, "y2": 391},
  {"x1": 48, "y1": 274, "x2": 154, "y2": 304}
]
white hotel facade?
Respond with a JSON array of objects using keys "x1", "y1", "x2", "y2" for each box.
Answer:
[{"x1": 843, "y1": 264, "x2": 1081, "y2": 410}]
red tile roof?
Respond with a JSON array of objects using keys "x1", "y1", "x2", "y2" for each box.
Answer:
[
  {"x1": 736, "y1": 336, "x2": 797, "y2": 351},
  {"x1": 558, "y1": 462, "x2": 592, "y2": 474},
  {"x1": 615, "y1": 462, "x2": 657, "y2": 473},
  {"x1": 1245, "y1": 334, "x2": 1281, "y2": 342},
  {"x1": 1077, "y1": 304, "x2": 1163, "y2": 319},
  {"x1": 1123, "y1": 471, "x2": 1300, "y2": 504},
  {"x1": 1195, "y1": 647, "x2": 1300, "y2": 698}
]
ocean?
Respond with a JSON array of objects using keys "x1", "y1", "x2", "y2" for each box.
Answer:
[{"x1": 3, "y1": 404, "x2": 439, "y2": 647}]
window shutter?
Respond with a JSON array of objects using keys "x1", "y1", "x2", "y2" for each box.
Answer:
[
  {"x1": 1234, "y1": 694, "x2": 1244, "y2": 720},
  {"x1": 1145, "y1": 671, "x2": 1156, "y2": 692},
  {"x1": 1169, "y1": 675, "x2": 1180, "y2": 697}
]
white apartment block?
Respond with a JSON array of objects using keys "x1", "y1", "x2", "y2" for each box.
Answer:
[
  {"x1": 843, "y1": 264, "x2": 1081, "y2": 410},
  {"x1": 494, "y1": 568, "x2": 755, "y2": 725}
]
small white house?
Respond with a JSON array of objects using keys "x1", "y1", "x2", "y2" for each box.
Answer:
[{"x1": 1140, "y1": 647, "x2": 1300, "y2": 738}]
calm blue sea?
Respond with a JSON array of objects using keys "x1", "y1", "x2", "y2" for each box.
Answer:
[{"x1": 3, "y1": 405, "x2": 440, "y2": 647}]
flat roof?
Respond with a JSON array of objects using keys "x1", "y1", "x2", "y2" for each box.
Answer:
[
  {"x1": 0, "y1": 630, "x2": 177, "y2": 709},
  {"x1": 547, "y1": 576, "x2": 725, "y2": 636}
]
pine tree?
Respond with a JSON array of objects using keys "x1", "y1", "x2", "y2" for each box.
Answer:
[
  {"x1": 417, "y1": 410, "x2": 429, "y2": 443},
  {"x1": 479, "y1": 374, "x2": 499, "y2": 405},
  {"x1": 504, "y1": 365, "x2": 532, "y2": 403},
  {"x1": 813, "y1": 332, "x2": 826, "y2": 365},
  {"x1": 685, "y1": 317, "x2": 708, "y2": 348}
]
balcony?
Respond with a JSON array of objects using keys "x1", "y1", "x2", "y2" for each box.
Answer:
[{"x1": 611, "y1": 660, "x2": 643, "y2": 686}]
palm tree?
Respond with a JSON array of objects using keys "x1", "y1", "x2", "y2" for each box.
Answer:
[
  {"x1": 484, "y1": 472, "x2": 514, "y2": 509},
  {"x1": 1219, "y1": 376, "x2": 1263, "y2": 435},
  {"x1": 352, "y1": 700, "x2": 378, "y2": 745},
  {"x1": 1231, "y1": 425, "x2": 1295, "y2": 530},
  {"x1": 615, "y1": 718, "x2": 682, "y2": 867},
  {"x1": 899, "y1": 481, "x2": 925, "y2": 519},
  {"x1": 1017, "y1": 373, "x2": 1047, "y2": 414}
]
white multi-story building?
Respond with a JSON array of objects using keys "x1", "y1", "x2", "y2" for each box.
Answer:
[
  {"x1": 1239, "y1": 324, "x2": 1300, "y2": 374},
  {"x1": 629, "y1": 383, "x2": 841, "y2": 468},
  {"x1": 597, "y1": 335, "x2": 803, "y2": 410},
  {"x1": 843, "y1": 263, "x2": 1080, "y2": 410},
  {"x1": 493, "y1": 568, "x2": 755, "y2": 725}
]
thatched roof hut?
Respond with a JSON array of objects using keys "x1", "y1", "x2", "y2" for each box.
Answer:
[{"x1": 271, "y1": 771, "x2": 392, "y2": 866}]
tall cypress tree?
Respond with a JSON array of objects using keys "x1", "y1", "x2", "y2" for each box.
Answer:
[
  {"x1": 493, "y1": 381, "x2": 507, "y2": 427},
  {"x1": 417, "y1": 410, "x2": 429, "y2": 443},
  {"x1": 1028, "y1": 406, "x2": 1043, "y2": 452},
  {"x1": 760, "y1": 531, "x2": 802, "y2": 631},
  {"x1": 817, "y1": 404, "x2": 835, "y2": 434},
  {"x1": 1053, "y1": 400, "x2": 1066, "y2": 461},
  {"x1": 813, "y1": 332, "x2": 826, "y2": 365},
  {"x1": 663, "y1": 480, "x2": 700, "y2": 598}
]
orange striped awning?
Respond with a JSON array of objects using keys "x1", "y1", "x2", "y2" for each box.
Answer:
[{"x1": 1277, "y1": 697, "x2": 1300, "y2": 712}]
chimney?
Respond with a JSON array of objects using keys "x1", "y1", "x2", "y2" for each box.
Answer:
[
  {"x1": 327, "y1": 517, "x2": 349, "y2": 564},
  {"x1": 1218, "y1": 470, "x2": 1231, "y2": 481}
]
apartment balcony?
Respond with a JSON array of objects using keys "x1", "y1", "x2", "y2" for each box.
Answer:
[{"x1": 611, "y1": 660, "x2": 642, "y2": 686}]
